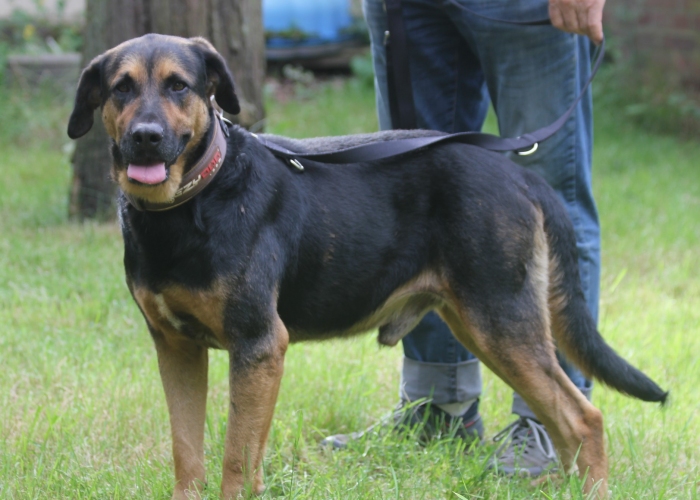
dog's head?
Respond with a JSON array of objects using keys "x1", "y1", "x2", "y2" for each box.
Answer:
[{"x1": 67, "y1": 34, "x2": 239, "y2": 203}]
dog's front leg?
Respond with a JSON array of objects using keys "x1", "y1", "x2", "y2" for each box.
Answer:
[
  {"x1": 152, "y1": 330, "x2": 209, "y2": 500},
  {"x1": 221, "y1": 315, "x2": 288, "y2": 499}
]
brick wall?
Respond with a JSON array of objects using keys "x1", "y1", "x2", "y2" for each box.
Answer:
[{"x1": 605, "y1": 0, "x2": 700, "y2": 89}]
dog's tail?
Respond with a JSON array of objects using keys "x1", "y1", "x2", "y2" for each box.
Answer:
[{"x1": 532, "y1": 178, "x2": 668, "y2": 405}]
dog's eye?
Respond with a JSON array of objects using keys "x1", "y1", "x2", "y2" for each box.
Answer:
[
  {"x1": 116, "y1": 82, "x2": 131, "y2": 93},
  {"x1": 172, "y1": 81, "x2": 187, "y2": 92}
]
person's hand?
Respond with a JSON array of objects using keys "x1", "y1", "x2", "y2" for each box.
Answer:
[{"x1": 549, "y1": 0, "x2": 606, "y2": 45}]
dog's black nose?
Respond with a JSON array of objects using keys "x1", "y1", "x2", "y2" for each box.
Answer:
[{"x1": 131, "y1": 123, "x2": 164, "y2": 148}]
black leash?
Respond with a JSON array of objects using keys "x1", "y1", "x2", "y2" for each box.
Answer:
[{"x1": 258, "y1": 2, "x2": 605, "y2": 166}]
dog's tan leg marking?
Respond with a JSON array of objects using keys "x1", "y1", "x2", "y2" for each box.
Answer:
[
  {"x1": 153, "y1": 331, "x2": 208, "y2": 500},
  {"x1": 221, "y1": 316, "x2": 289, "y2": 499}
]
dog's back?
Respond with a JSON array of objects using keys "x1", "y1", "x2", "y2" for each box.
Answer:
[{"x1": 259, "y1": 128, "x2": 444, "y2": 155}]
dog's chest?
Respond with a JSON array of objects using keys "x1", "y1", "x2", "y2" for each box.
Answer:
[{"x1": 132, "y1": 283, "x2": 228, "y2": 349}]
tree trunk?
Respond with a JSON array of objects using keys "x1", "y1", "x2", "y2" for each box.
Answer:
[
  {"x1": 69, "y1": 0, "x2": 147, "y2": 220},
  {"x1": 69, "y1": 0, "x2": 265, "y2": 220},
  {"x1": 206, "y1": 0, "x2": 266, "y2": 129}
]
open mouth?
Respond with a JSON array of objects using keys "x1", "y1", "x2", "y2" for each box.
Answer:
[{"x1": 127, "y1": 163, "x2": 168, "y2": 185}]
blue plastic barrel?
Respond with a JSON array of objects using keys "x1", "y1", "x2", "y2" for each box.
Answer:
[{"x1": 264, "y1": 0, "x2": 354, "y2": 46}]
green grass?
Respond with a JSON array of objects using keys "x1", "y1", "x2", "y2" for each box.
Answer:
[{"x1": 1, "y1": 78, "x2": 699, "y2": 499}]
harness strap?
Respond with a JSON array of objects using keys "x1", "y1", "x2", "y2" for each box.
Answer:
[{"x1": 258, "y1": 37, "x2": 605, "y2": 165}]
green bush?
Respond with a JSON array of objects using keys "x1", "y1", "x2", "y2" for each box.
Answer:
[
  {"x1": 594, "y1": 41, "x2": 700, "y2": 138},
  {"x1": 0, "y1": 8, "x2": 83, "y2": 56}
]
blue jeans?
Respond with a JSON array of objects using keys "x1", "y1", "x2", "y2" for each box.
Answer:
[{"x1": 363, "y1": 0, "x2": 599, "y2": 417}]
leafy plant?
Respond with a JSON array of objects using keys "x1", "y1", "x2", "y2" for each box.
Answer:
[
  {"x1": 0, "y1": 8, "x2": 83, "y2": 56},
  {"x1": 594, "y1": 40, "x2": 700, "y2": 138}
]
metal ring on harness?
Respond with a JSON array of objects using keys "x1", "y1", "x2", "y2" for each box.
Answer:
[
  {"x1": 517, "y1": 143, "x2": 538, "y2": 156},
  {"x1": 289, "y1": 159, "x2": 305, "y2": 171}
]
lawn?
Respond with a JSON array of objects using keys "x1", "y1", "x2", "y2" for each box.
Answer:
[{"x1": 0, "y1": 77, "x2": 698, "y2": 499}]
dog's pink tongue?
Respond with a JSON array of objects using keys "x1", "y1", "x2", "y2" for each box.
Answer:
[{"x1": 127, "y1": 163, "x2": 167, "y2": 184}]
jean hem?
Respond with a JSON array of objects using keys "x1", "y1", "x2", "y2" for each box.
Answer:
[{"x1": 400, "y1": 356, "x2": 482, "y2": 405}]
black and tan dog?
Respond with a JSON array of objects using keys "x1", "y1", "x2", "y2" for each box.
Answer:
[{"x1": 67, "y1": 34, "x2": 666, "y2": 499}]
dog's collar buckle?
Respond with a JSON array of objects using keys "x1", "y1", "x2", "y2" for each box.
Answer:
[{"x1": 217, "y1": 110, "x2": 232, "y2": 138}]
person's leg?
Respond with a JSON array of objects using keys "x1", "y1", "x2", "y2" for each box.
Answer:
[
  {"x1": 364, "y1": 0, "x2": 489, "y2": 132},
  {"x1": 363, "y1": 0, "x2": 492, "y2": 422},
  {"x1": 445, "y1": 0, "x2": 599, "y2": 471},
  {"x1": 356, "y1": 0, "x2": 598, "y2": 456},
  {"x1": 465, "y1": 8, "x2": 597, "y2": 400},
  {"x1": 371, "y1": 0, "x2": 491, "y2": 414}
]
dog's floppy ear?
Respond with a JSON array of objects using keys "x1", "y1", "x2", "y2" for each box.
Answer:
[
  {"x1": 67, "y1": 55, "x2": 104, "y2": 139},
  {"x1": 189, "y1": 37, "x2": 240, "y2": 115}
]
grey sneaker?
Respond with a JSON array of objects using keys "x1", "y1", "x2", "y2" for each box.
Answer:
[
  {"x1": 490, "y1": 417, "x2": 558, "y2": 476},
  {"x1": 321, "y1": 400, "x2": 484, "y2": 449}
]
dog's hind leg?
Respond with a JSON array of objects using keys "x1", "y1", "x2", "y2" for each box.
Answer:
[
  {"x1": 152, "y1": 331, "x2": 209, "y2": 500},
  {"x1": 221, "y1": 315, "x2": 289, "y2": 499},
  {"x1": 439, "y1": 302, "x2": 608, "y2": 497},
  {"x1": 438, "y1": 209, "x2": 608, "y2": 497}
]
